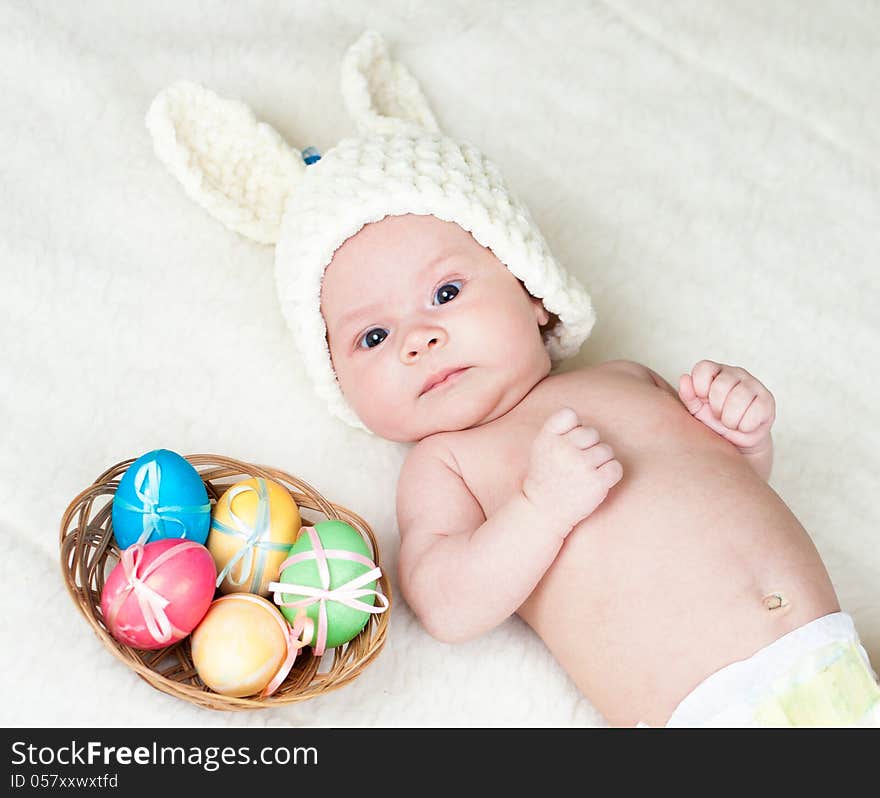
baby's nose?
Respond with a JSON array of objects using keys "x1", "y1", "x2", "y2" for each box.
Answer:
[{"x1": 400, "y1": 326, "x2": 448, "y2": 362}]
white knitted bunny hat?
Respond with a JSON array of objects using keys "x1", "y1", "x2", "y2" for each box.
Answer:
[{"x1": 146, "y1": 30, "x2": 596, "y2": 432}]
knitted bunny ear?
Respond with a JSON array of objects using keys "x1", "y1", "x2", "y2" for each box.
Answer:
[
  {"x1": 341, "y1": 30, "x2": 439, "y2": 136},
  {"x1": 146, "y1": 81, "x2": 306, "y2": 245}
]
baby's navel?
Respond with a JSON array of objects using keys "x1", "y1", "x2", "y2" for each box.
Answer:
[{"x1": 761, "y1": 592, "x2": 790, "y2": 612}]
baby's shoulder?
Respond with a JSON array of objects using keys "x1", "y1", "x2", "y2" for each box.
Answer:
[
  {"x1": 595, "y1": 358, "x2": 677, "y2": 395},
  {"x1": 591, "y1": 358, "x2": 654, "y2": 380},
  {"x1": 396, "y1": 434, "x2": 483, "y2": 532},
  {"x1": 402, "y1": 432, "x2": 464, "y2": 478},
  {"x1": 549, "y1": 359, "x2": 655, "y2": 389}
]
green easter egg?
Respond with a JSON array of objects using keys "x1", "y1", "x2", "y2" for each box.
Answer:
[{"x1": 277, "y1": 520, "x2": 377, "y2": 649}]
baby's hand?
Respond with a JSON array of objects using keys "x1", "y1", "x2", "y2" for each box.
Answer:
[
  {"x1": 521, "y1": 408, "x2": 623, "y2": 535},
  {"x1": 678, "y1": 360, "x2": 776, "y2": 452}
]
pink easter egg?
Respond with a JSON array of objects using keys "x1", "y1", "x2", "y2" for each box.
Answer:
[{"x1": 101, "y1": 538, "x2": 217, "y2": 649}]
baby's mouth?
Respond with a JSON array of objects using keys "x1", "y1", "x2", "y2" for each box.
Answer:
[{"x1": 419, "y1": 367, "x2": 471, "y2": 397}]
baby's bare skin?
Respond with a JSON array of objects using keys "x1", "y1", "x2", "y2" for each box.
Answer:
[
  {"x1": 423, "y1": 361, "x2": 838, "y2": 727},
  {"x1": 320, "y1": 213, "x2": 840, "y2": 727}
]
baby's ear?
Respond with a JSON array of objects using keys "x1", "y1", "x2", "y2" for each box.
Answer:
[
  {"x1": 341, "y1": 30, "x2": 440, "y2": 136},
  {"x1": 533, "y1": 297, "x2": 551, "y2": 327},
  {"x1": 146, "y1": 81, "x2": 306, "y2": 245}
]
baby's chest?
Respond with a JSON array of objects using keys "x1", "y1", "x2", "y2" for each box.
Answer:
[
  {"x1": 452, "y1": 421, "x2": 533, "y2": 518},
  {"x1": 445, "y1": 367, "x2": 693, "y2": 519}
]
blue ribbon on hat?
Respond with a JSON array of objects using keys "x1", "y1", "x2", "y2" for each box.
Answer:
[
  {"x1": 211, "y1": 478, "x2": 292, "y2": 592},
  {"x1": 301, "y1": 146, "x2": 321, "y2": 165},
  {"x1": 113, "y1": 461, "x2": 211, "y2": 546}
]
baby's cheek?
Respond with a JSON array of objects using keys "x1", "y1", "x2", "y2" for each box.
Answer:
[
  {"x1": 484, "y1": 309, "x2": 544, "y2": 362},
  {"x1": 334, "y1": 359, "x2": 372, "y2": 412},
  {"x1": 344, "y1": 363, "x2": 410, "y2": 432},
  {"x1": 341, "y1": 361, "x2": 374, "y2": 403}
]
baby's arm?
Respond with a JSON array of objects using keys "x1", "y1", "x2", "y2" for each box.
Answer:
[
  {"x1": 397, "y1": 410, "x2": 621, "y2": 644},
  {"x1": 397, "y1": 449, "x2": 563, "y2": 644},
  {"x1": 669, "y1": 360, "x2": 776, "y2": 481}
]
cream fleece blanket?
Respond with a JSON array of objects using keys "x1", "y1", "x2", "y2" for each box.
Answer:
[{"x1": 1, "y1": 0, "x2": 877, "y2": 727}]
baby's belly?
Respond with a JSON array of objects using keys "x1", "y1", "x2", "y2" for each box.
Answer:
[{"x1": 516, "y1": 443, "x2": 839, "y2": 728}]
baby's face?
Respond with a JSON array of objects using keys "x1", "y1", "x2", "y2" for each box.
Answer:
[{"x1": 321, "y1": 213, "x2": 552, "y2": 442}]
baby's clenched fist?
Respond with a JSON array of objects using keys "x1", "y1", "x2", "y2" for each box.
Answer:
[
  {"x1": 521, "y1": 407, "x2": 623, "y2": 536},
  {"x1": 678, "y1": 360, "x2": 775, "y2": 453}
]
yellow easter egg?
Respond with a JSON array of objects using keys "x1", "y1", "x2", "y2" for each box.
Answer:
[
  {"x1": 191, "y1": 594, "x2": 289, "y2": 697},
  {"x1": 207, "y1": 477, "x2": 301, "y2": 596}
]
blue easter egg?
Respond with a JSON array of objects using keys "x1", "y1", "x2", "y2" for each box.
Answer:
[{"x1": 111, "y1": 449, "x2": 211, "y2": 550}]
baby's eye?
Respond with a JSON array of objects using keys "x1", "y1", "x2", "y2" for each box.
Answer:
[
  {"x1": 433, "y1": 281, "x2": 462, "y2": 305},
  {"x1": 358, "y1": 328, "x2": 389, "y2": 349}
]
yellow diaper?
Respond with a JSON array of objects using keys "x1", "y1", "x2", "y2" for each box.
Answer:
[
  {"x1": 753, "y1": 641, "x2": 880, "y2": 727},
  {"x1": 662, "y1": 612, "x2": 880, "y2": 727}
]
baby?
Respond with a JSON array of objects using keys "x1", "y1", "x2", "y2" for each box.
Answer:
[
  {"x1": 147, "y1": 29, "x2": 880, "y2": 727},
  {"x1": 320, "y1": 211, "x2": 880, "y2": 728}
]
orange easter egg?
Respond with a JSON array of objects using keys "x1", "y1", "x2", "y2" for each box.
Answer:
[
  {"x1": 207, "y1": 477, "x2": 300, "y2": 596},
  {"x1": 190, "y1": 594, "x2": 290, "y2": 697}
]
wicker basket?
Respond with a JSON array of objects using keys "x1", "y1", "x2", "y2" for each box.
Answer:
[{"x1": 59, "y1": 454, "x2": 391, "y2": 711}]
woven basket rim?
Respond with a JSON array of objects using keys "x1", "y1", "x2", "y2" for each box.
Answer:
[{"x1": 59, "y1": 453, "x2": 391, "y2": 711}]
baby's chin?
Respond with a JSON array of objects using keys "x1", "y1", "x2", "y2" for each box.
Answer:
[
  {"x1": 364, "y1": 410, "x2": 473, "y2": 443},
  {"x1": 366, "y1": 392, "x2": 508, "y2": 443}
]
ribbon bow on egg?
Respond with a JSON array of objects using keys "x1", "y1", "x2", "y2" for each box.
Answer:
[
  {"x1": 261, "y1": 605, "x2": 315, "y2": 697},
  {"x1": 211, "y1": 479, "x2": 292, "y2": 592},
  {"x1": 113, "y1": 460, "x2": 211, "y2": 546},
  {"x1": 268, "y1": 526, "x2": 389, "y2": 656},
  {"x1": 105, "y1": 541, "x2": 204, "y2": 645}
]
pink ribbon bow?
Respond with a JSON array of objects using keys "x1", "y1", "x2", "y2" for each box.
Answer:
[
  {"x1": 106, "y1": 541, "x2": 203, "y2": 645},
  {"x1": 268, "y1": 526, "x2": 389, "y2": 656},
  {"x1": 261, "y1": 605, "x2": 315, "y2": 697}
]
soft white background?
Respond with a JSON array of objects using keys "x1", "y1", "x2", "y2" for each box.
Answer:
[{"x1": 1, "y1": 0, "x2": 877, "y2": 727}]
